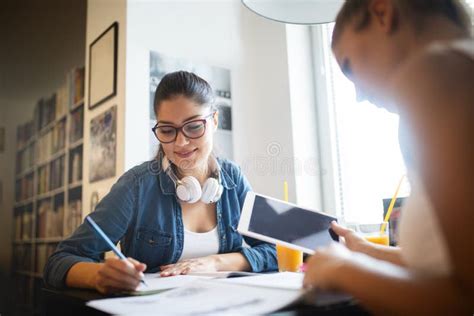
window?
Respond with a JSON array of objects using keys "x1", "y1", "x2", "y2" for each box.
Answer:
[
  {"x1": 313, "y1": 2, "x2": 474, "y2": 223},
  {"x1": 312, "y1": 24, "x2": 410, "y2": 223}
]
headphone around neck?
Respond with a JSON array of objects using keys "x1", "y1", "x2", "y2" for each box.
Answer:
[{"x1": 162, "y1": 156, "x2": 223, "y2": 204}]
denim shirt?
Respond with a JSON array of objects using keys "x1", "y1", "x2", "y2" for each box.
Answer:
[{"x1": 44, "y1": 159, "x2": 277, "y2": 288}]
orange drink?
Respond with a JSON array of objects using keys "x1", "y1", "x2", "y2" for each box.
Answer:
[
  {"x1": 365, "y1": 234, "x2": 390, "y2": 246},
  {"x1": 348, "y1": 222, "x2": 390, "y2": 246},
  {"x1": 276, "y1": 244, "x2": 303, "y2": 272}
]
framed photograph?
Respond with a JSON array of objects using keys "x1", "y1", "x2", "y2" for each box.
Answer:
[
  {"x1": 89, "y1": 106, "x2": 117, "y2": 183},
  {"x1": 88, "y1": 22, "x2": 118, "y2": 110}
]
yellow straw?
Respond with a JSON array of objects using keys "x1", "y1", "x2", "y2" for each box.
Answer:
[
  {"x1": 283, "y1": 181, "x2": 289, "y2": 202},
  {"x1": 381, "y1": 175, "x2": 405, "y2": 234},
  {"x1": 279, "y1": 181, "x2": 289, "y2": 250}
]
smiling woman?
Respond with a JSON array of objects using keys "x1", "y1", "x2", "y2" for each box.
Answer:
[
  {"x1": 152, "y1": 72, "x2": 218, "y2": 174},
  {"x1": 43, "y1": 71, "x2": 278, "y2": 294}
]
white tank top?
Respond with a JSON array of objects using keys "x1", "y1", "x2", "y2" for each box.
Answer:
[
  {"x1": 398, "y1": 38, "x2": 474, "y2": 276},
  {"x1": 179, "y1": 226, "x2": 220, "y2": 261},
  {"x1": 399, "y1": 173, "x2": 453, "y2": 276}
]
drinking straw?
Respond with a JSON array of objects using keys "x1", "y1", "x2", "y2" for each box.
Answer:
[{"x1": 381, "y1": 175, "x2": 405, "y2": 234}]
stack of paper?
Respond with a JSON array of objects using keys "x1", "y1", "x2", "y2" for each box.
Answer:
[
  {"x1": 87, "y1": 272, "x2": 311, "y2": 315},
  {"x1": 132, "y1": 274, "x2": 214, "y2": 295}
]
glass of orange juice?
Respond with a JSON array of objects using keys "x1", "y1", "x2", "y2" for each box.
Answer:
[
  {"x1": 353, "y1": 222, "x2": 390, "y2": 246},
  {"x1": 276, "y1": 244, "x2": 303, "y2": 272}
]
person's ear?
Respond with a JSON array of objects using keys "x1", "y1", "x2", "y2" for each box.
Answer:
[
  {"x1": 212, "y1": 111, "x2": 219, "y2": 131},
  {"x1": 369, "y1": 0, "x2": 397, "y2": 34}
]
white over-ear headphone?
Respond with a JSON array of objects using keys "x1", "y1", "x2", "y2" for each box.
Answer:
[{"x1": 162, "y1": 156, "x2": 223, "y2": 204}]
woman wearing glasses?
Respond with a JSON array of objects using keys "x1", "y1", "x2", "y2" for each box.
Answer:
[{"x1": 44, "y1": 71, "x2": 277, "y2": 294}]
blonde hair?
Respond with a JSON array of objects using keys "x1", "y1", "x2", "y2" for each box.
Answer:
[{"x1": 332, "y1": 0, "x2": 472, "y2": 46}]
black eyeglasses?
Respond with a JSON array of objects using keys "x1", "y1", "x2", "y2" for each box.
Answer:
[{"x1": 152, "y1": 113, "x2": 215, "y2": 144}]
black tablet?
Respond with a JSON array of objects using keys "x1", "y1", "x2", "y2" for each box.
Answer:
[{"x1": 238, "y1": 192, "x2": 338, "y2": 254}]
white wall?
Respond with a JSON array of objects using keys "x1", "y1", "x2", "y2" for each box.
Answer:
[
  {"x1": 125, "y1": 0, "x2": 297, "y2": 201},
  {"x1": 83, "y1": 0, "x2": 127, "y2": 218},
  {"x1": 285, "y1": 24, "x2": 324, "y2": 211}
]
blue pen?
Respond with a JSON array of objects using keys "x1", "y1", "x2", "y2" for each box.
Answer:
[{"x1": 86, "y1": 216, "x2": 148, "y2": 287}]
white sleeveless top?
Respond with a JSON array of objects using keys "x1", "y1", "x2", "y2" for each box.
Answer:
[
  {"x1": 398, "y1": 39, "x2": 474, "y2": 276},
  {"x1": 399, "y1": 173, "x2": 453, "y2": 276},
  {"x1": 179, "y1": 226, "x2": 220, "y2": 261}
]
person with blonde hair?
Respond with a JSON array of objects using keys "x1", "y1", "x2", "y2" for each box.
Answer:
[{"x1": 304, "y1": 0, "x2": 473, "y2": 314}]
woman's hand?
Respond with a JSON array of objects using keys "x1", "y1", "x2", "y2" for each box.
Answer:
[
  {"x1": 303, "y1": 243, "x2": 354, "y2": 291},
  {"x1": 333, "y1": 221, "x2": 405, "y2": 265},
  {"x1": 160, "y1": 255, "x2": 219, "y2": 276},
  {"x1": 331, "y1": 221, "x2": 373, "y2": 254},
  {"x1": 94, "y1": 257, "x2": 147, "y2": 294}
]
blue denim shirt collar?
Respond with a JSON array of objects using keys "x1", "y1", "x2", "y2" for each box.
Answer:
[{"x1": 158, "y1": 158, "x2": 237, "y2": 195}]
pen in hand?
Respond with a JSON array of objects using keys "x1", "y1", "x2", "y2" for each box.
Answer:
[{"x1": 86, "y1": 216, "x2": 148, "y2": 287}]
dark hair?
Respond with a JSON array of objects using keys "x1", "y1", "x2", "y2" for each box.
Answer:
[
  {"x1": 153, "y1": 71, "x2": 216, "y2": 116},
  {"x1": 332, "y1": 0, "x2": 472, "y2": 46}
]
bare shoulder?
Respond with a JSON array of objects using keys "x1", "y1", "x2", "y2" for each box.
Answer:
[
  {"x1": 391, "y1": 42, "x2": 474, "y2": 167},
  {"x1": 393, "y1": 44, "x2": 474, "y2": 305},
  {"x1": 391, "y1": 43, "x2": 474, "y2": 118}
]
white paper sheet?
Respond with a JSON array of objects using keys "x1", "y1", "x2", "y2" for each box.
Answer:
[
  {"x1": 134, "y1": 274, "x2": 213, "y2": 293},
  {"x1": 87, "y1": 279, "x2": 302, "y2": 315},
  {"x1": 218, "y1": 272, "x2": 304, "y2": 290},
  {"x1": 187, "y1": 271, "x2": 258, "y2": 278}
]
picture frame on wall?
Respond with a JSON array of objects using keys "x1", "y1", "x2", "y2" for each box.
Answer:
[
  {"x1": 88, "y1": 22, "x2": 118, "y2": 110},
  {"x1": 89, "y1": 106, "x2": 117, "y2": 183}
]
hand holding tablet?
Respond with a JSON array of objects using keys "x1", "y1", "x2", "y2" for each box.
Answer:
[{"x1": 238, "y1": 192, "x2": 338, "y2": 254}]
